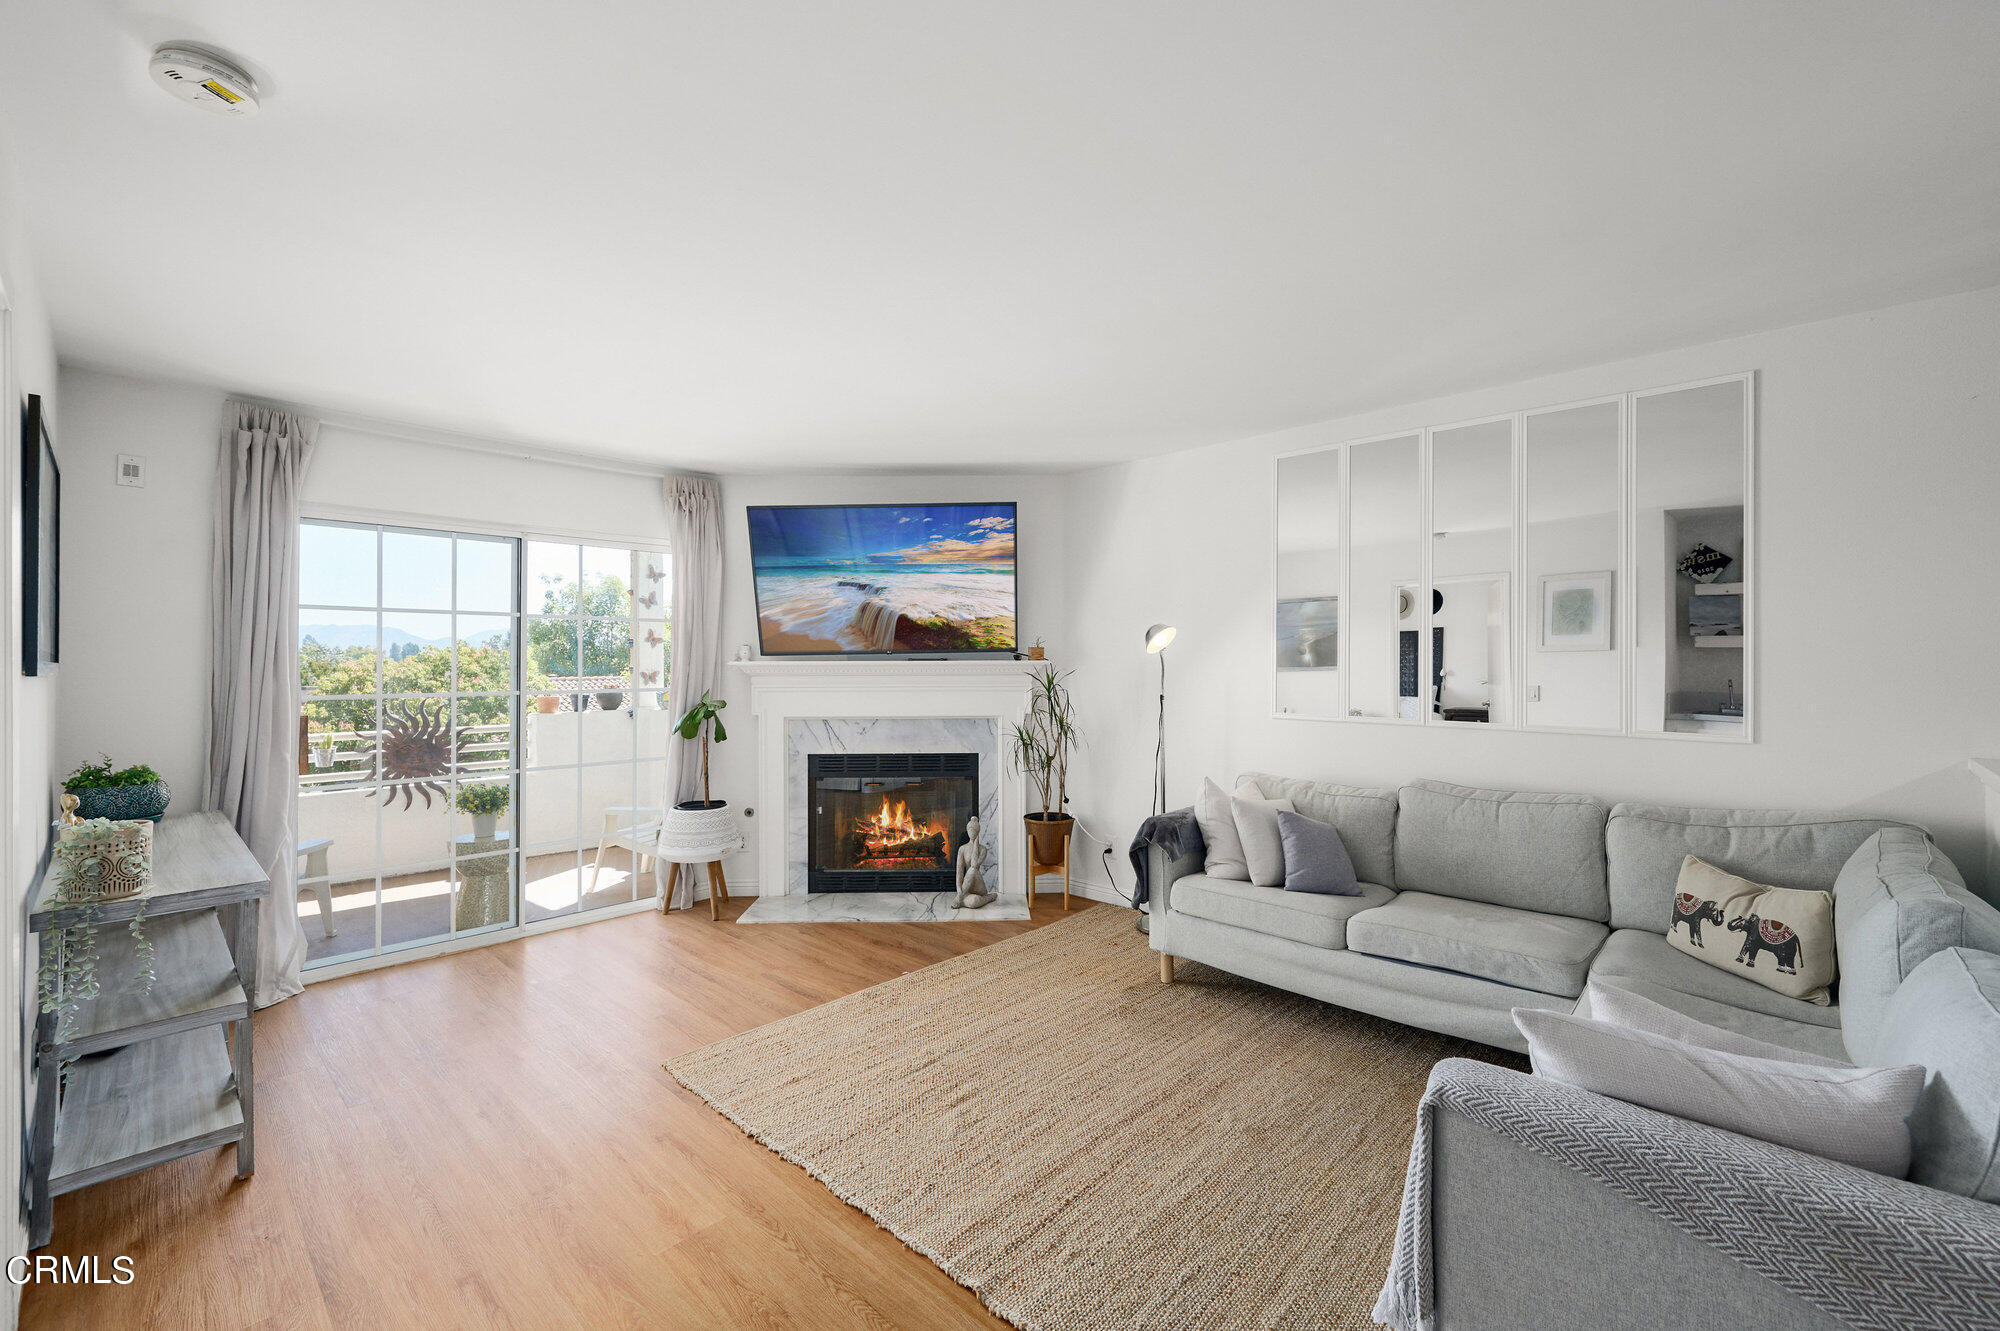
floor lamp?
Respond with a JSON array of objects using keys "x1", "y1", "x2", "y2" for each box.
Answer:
[{"x1": 1140, "y1": 623, "x2": 1177, "y2": 933}]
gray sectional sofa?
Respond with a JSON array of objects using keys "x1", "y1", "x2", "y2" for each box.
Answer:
[{"x1": 1149, "y1": 774, "x2": 2000, "y2": 1330}]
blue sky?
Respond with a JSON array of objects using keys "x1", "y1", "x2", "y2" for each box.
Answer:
[{"x1": 748, "y1": 503, "x2": 1016, "y2": 567}]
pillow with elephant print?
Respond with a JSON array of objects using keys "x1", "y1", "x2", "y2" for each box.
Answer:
[{"x1": 1665, "y1": 855, "x2": 1836, "y2": 1004}]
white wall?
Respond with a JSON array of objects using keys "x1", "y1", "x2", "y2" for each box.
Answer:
[
  {"x1": 704, "y1": 472, "x2": 1069, "y2": 886},
  {"x1": 55, "y1": 375, "x2": 1072, "y2": 895},
  {"x1": 2, "y1": 126, "x2": 61, "y2": 1321},
  {"x1": 53, "y1": 368, "x2": 676, "y2": 805},
  {"x1": 1060, "y1": 284, "x2": 2000, "y2": 901}
]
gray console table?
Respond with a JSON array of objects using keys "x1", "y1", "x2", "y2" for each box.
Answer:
[{"x1": 27, "y1": 812, "x2": 267, "y2": 1248}]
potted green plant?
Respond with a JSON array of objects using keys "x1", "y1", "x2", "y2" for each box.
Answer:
[
  {"x1": 1009, "y1": 666, "x2": 1079, "y2": 865},
  {"x1": 455, "y1": 782, "x2": 510, "y2": 840},
  {"x1": 660, "y1": 691, "x2": 734, "y2": 849},
  {"x1": 62, "y1": 755, "x2": 171, "y2": 823}
]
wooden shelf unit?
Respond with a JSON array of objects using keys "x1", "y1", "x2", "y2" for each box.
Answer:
[{"x1": 28, "y1": 812, "x2": 267, "y2": 1249}]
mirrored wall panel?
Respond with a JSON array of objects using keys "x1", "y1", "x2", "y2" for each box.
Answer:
[
  {"x1": 1275, "y1": 447, "x2": 1343, "y2": 718},
  {"x1": 1347, "y1": 435, "x2": 1423, "y2": 721},
  {"x1": 1634, "y1": 378, "x2": 1749, "y2": 736},
  {"x1": 1272, "y1": 373, "x2": 1751, "y2": 740},
  {"x1": 1430, "y1": 419, "x2": 1514, "y2": 725},
  {"x1": 1525, "y1": 401, "x2": 1622, "y2": 731}
]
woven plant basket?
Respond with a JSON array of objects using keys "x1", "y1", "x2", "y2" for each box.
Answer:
[
  {"x1": 54, "y1": 818, "x2": 154, "y2": 901},
  {"x1": 659, "y1": 802, "x2": 740, "y2": 860}
]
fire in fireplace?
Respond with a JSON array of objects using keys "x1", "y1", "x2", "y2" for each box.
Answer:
[{"x1": 807, "y1": 752, "x2": 978, "y2": 891}]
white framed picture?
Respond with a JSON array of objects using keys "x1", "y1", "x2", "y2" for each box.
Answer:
[{"x1": 1539, "y1": 571, "x2": 1612, "y2": 651}]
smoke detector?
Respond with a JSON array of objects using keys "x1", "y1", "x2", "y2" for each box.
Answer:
[{"x1": 149, "y1": 44, "x2": 259, "y2": 116}]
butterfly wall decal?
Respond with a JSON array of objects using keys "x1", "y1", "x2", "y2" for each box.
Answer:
[
  {"x1": 646, "y1": 563, "x2": 663, "y2": 582},
  {"x1": 640, "y1": 670, "x2": 659, "y2": 686},
  {"x1": 644, "y1": 629, "x2": 664, "y2": 647},
  {"x1": 639, "y1": 591, "x2": 659, "y2": 609}
]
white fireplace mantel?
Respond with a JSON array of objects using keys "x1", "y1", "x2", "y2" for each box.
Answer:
[{"x1": 730, "y1": 658, "x2": 1047, "y2": 896}]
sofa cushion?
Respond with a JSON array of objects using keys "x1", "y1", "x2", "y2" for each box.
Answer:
[
  {"x1": 1513, "y1": 1007, "x2": 1923, "y2": 1177},
  {"x1": 1834, "y1": 828, "x2": 2000, "y2": 1064},
  {"x1": 1590, "y1": 929, "x2": 1841, "y2": 1029},
  {"x1": 1574, "y1": 974, "x2": 1849, "y2": 1063},
  {"x1": 1664, "y1": 856, "x2": 1836, "y2": 1004},
  {"x1": 1605, "y1": 802, "x2": 1909, "y2": 933},
  {"x1": 1346, "y1": 891, "x2": 1609, "y2": 998},
  {"x1": 1276, "y1": 810, "x2": 1360, "y2": 895},
  {"x1": 1392, "y1": 779, "x2": 1609, "y2": 920},
  {"x1": 1195, "y1": 777, "x2": 1261, "y2": 880},
  {"x1": 1876, "y1": 948, "x2": 2000, "y2": 1202},
  {"x1": 1230, "y1": 794, "x2": 1296, "y2": 887},
  {"x1": 1239, "y1": 773, "x2": 1398, "y2": 888},
  {"x1": 1172, "y1": 874, "x2": 1394, "y2": 951}
]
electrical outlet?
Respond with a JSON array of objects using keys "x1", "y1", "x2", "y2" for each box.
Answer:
[{"x1": 115, "y1": 454, "x2": 146, "y2": 488}]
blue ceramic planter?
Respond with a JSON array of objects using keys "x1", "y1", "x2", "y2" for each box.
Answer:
[{"x1": 70, "y1": 781, "x2": 171, "y2": 823}]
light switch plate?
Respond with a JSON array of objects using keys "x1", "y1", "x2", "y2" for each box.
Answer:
[{"x1": 115, "y1": 454, "x2": 146, "y2": 488}]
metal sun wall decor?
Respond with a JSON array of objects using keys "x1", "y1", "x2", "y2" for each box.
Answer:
[{"x1": 357, "y1": 699, "x2": 475, "y2": 808}]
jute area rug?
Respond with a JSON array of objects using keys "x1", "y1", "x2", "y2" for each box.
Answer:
[{"x1": 668, "y1": 907, "x2": 1521, "y2": 1331}]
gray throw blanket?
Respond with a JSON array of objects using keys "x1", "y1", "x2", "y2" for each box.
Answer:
[
  {"x1": 1376, "y1": 1058, "x2": 2000, "y2": 1331},
  {"x1": 1126, "y1": 807, "x2": 1202, "y2": 908}
]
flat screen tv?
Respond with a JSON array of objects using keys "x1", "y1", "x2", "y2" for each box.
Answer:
[{"x1": 747, "y1": 502, "x2": 1017, "y2": 656}]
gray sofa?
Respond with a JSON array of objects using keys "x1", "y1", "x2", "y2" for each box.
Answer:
[{"x1": 1150, "y1": 774, "x2": 2000, "y2": 1330}]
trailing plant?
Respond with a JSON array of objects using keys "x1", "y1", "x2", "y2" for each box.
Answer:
[
  {"x1": 38, "y1": 856, "x2": 155, "y2": 1068},
  {"x1": 1008, "y1": 666, "x2": 1079, "y2": 818},
  {"x1": 455, "y1": 783, "x2": 511, "y2": 818},
  {"x1": 63, "y1": 756, "x2": 164, "y2": 790},
  {"x1": 674, "y1": 691, "x2": 728, "y2": 806}
]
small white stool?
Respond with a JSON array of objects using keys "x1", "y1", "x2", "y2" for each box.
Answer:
[
  {"x1": 658, "y1": 841, "x2": 740, "y2": 921},
  {"x1": 298, "y1": 836, "x2": 336, "y2": 937}
]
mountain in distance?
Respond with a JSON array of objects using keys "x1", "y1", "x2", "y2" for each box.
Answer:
[{"x1": 300, "y1": 623, "x2": 507, "y2": 652}]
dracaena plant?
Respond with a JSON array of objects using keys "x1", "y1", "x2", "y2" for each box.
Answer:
[
  {"x1": 675, "y1": 691, "x2": 728, "y2": 806},
  {"x1": 1008, "y1": 666, "x2": 1079, "y2": 818}
]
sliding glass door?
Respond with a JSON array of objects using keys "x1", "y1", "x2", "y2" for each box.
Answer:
[{"x1": 297, "y1": 519, "x2": 670, "y2": 971}]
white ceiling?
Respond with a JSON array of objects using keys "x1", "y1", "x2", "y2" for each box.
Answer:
[{"x1": 4, "y1": 2, "x2": 1999, "y2": 473}]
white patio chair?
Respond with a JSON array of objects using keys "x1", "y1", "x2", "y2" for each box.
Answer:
[
  {"x1": 590, "y1": 807, "x2": 665, "y2": 893},
  {"x1": 298, "y1": 836, "x2": 336, "y2": 938}
]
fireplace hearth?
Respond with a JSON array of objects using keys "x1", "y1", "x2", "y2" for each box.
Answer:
[{"x1": 807, "y1": 752, "x2": 978, "y2": 892}]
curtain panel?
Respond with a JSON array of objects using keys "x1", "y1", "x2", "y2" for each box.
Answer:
[
  {"x1": 656, "y1": 476, "x2": 724, "y2": 911},
  {"x1": 206, "y1": 402, "x2": 318, "y2": 1005}
]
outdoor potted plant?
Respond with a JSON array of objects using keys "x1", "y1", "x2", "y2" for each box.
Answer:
[
  {"x1": 533, "y1": 694, "x2": 560, "y2": 714},
  {"x1": 62, "y1": 755, "x2": 171, "y2": 823},
  {"x1": 307, "y1": 730, "x2": 336, "y2": 771},
  {"x1": 1009, "y1": 666, "x2": 1078, "y2": 866},
  {"x1": 455, "y1": 782, "x2": 510, "y2": 840},
  {"x1": 660, "y1": 691, "x2": 734, "y2": 849}
]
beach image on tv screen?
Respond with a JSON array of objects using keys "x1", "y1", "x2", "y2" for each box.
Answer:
[{"x1": 748, "y1": 503, "x2": 1017, "y2": 653}]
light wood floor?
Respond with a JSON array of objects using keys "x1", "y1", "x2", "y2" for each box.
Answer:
[{"x1": 23, "y1": 895, "x2": 1099, "y2": 1329}]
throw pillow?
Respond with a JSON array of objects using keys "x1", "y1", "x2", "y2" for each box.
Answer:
[
  {"x1": 1513, "y1": 1007, "x2": 1923, "y2": 1176},
  {"x1": 1195, "y1": 777, "x2": 1262, "y2": 880},
  {"x1": 1230, "y1": 794, "x2": 1298, "y2": 888},
  {"x1": 1583, "y1": 980, "x2": 1846, "y2": 1067},
  {"x1": 1664, "y1": 855, "x2": 1836, "y2": 1004},
  {"x1": 1276, "y1": 809, "x2": 1361, "y2": 895}
]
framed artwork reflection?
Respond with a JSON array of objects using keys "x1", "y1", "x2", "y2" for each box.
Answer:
[
  {"x1": 1539, "y1": 571, "x2": 1611, "y2": 652},
  {"x1": 1277, "y1": 596, "x2": 1338, "y2": 670}
]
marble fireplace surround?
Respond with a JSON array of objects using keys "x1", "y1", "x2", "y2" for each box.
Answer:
[{"x1": 730, "y1": 660, "x2": 1043, "y2": 917}]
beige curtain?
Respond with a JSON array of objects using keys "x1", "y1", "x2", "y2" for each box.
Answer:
[
  {"x1": 656, "y1": 476, "x2": 724, "y2": 911},
  {"x1": 206, "y1": 403, "x2": 317, "y2": 1005}
]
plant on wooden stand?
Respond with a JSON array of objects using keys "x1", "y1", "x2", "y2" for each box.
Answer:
[{"x1": 1009, "y1": 666, "x2": 1079, "y2": 867}]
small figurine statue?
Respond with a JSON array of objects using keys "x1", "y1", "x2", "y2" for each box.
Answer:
[{"x1": 954, "y1": 815, "x2": 995, "y2": 909}]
